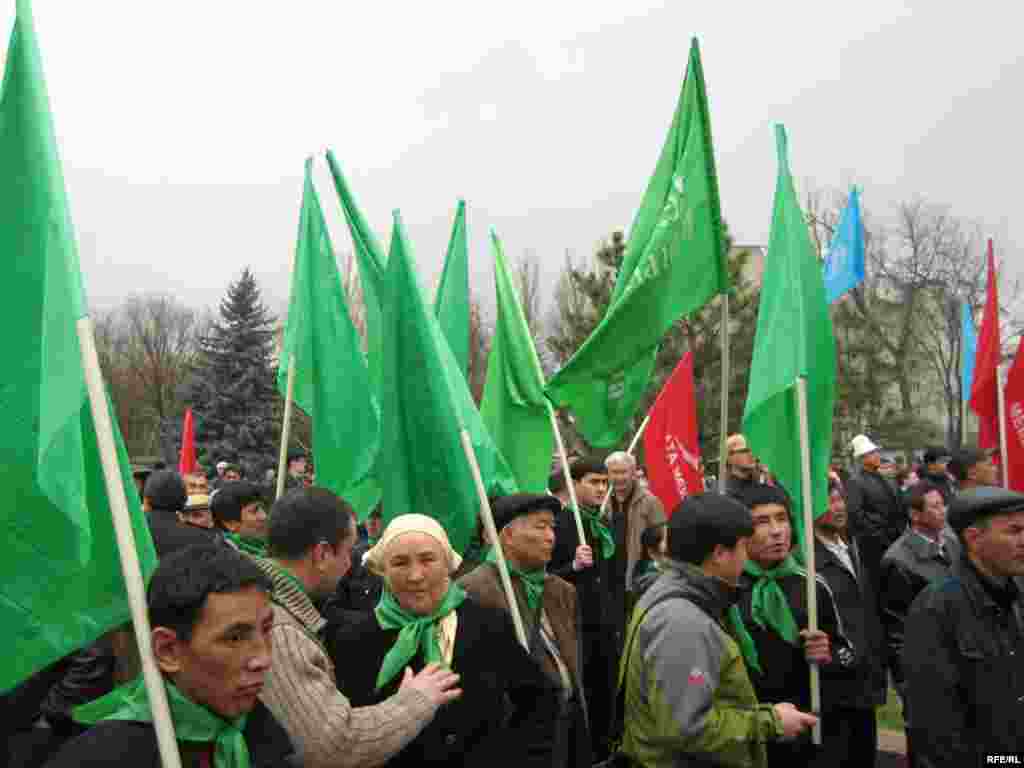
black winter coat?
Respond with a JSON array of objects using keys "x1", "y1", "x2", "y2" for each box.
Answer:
[
  {"x1": 42, "y1": 702, "x2": 294, "y2": 768},
  {"x1": 332, "y1": 540, "x2": 383, "y2": 614},
  {"x1": 902, "y1": 556, "x2": 1024, "y2": 767},
  {"x1": 329, "y1": 597, "x2": 557, "y2": 768},
  {"x1": 845, "y1": 470, "x2": 905, "y2": 592},
  {"x1": 146, "y1": 510, "x2": 218, "y2": 559}
]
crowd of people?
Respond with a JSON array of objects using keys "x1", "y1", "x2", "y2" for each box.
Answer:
[{"x1": 2, "y1": 433, "x2": 1022, "y2": 768}]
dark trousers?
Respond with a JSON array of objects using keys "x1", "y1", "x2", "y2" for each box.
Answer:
[
  {"x1": 582, "y1": 626, "x2": 618, "y2": 761},
  {"x1": 812, "y1": 706, "x2": 878, "y2": 768}
]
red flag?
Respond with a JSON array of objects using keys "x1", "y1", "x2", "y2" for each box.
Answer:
[
  {"x1": 1002, "y1": 336, "x2": 1024, "y2": 492},
  {"x1": 644, "y1": 352, "x2": 704, "y2": 516},
  {"x1": 178, "y1": 408, "x2": 198, "y2": 476},
  {"x1": 970, "y1": 240, "x2": 1001, "y2": 450}
]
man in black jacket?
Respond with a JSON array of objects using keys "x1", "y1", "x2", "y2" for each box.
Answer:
[
  {"x1": 845, "y1": 434, "x2": 906, "y2": 596},
  {"x1": 813, "y1": 481, "x2": 886, "y2": 768},
  {"x1": 144, "y1": 470, "x2": 217, "y2": 558},
  {"x1": 918, "y1": 446, "x2": 956, "y2": 502},
  {"x1": 903, "y1": 487, "x2": 1024, "y2": 767},
  {"x1": 45, "y1": 545, "x2": 295, "y2": 767}
]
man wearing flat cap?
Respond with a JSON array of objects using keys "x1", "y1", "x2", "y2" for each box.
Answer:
[
  {"x1": 903, "y1": 487, "x2": 1024, "y2": 766},
  {"x1": 460, "y1": 494, "x2": 590, "y2": 768}
]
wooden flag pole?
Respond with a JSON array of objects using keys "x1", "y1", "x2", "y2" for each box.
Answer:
[
  {"x1": 998, "y1": 363, "x2": 1010, "y2": 489},
  {"x1": 599, "y1": 414, "x2": 652, "y2": 516},
  {"x1": 546, "y1": 403, "x2": 587, "y2": 547},
  {"x1": 275, "y1": 355, "x2": 296, "y2": 499},
  {"x1": 718, "y1": 292, "x2": 731, "y2": 493},
  {"x1": 795, "y1": 377, "x2": 822, "y2": 745},
  {"x1": 459, "y1": 429, "x2": 529, "y2": 649},
  {"x1": 78, "y1": 318, "x2": 183, "y2": 768}
]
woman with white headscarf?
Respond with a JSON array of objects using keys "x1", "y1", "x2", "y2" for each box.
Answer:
[{"x1": 328, "y1": 514, "x2": 557, "y2": 768}]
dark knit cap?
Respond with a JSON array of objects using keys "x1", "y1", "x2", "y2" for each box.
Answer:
[
  {"x1": 947, "y1": 487, "x2": 1024, "y2": 534},
  {"x1": 144, "y1": 470, "x2": 187, "y2": 513},
  {"x1": 491, "y1": 494, "x2": 562, "y2": 531}
]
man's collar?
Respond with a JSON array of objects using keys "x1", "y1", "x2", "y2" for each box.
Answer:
[{"x1": 251, "y1": 557, "x2": 325, "y2": 634}]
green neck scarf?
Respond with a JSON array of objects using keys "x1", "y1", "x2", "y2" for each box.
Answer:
[
  {"x1": 374, "y1": 583, "x2": 466, "y2": 691},
  {"x1": 74, "y1": 678, "x2": 249, "y2": 768},
  {"x1": 579, "y1": 506, "x2": 615, "y2": 559},
  {"x1": 728, "y1": 605, "x2": 764, "y2": 675},
  {"x1": 742, "y1": 554, "x2": 804, "y2": 645},
  {"x1": 367, "y1": 535, "x2": 380, "y2": 546},
  {"x1": 485, "y1": 548, "x2": 546, "y2": 613},
  {"x1": 275, "y1": 563, "x2": 310, "y2": 599},
  {"x1": 225, "y1": 531, "x2": 267, "y2": 558}
]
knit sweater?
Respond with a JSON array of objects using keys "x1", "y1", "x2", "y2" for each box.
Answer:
[{"x1": 252, "y1": 557, "x2": 438, "y2": 768}]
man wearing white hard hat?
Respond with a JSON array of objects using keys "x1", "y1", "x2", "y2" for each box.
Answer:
[{"x1": 845, "y1": 434, "x2": 907, "y2": 596}]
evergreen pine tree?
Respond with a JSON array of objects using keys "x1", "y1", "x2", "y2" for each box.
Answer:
[{"x1": 186, "y1": 268, "x2": 280, "y2": 476}]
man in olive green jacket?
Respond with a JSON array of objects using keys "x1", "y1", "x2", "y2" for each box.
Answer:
[{"x1": 621, "y1": 494, "x2": 817, "y2": 768}]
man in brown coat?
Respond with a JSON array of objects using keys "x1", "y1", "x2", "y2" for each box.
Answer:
[{"x1": 460, "y1": 494, "x2": 590, "y2": 768}]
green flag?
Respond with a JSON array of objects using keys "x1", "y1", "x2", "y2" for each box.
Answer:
[
  {"x1": 278, "y1": 158, "x2": 380, "y2": 512},
  {"x1": 741, "y1": 125, "x2": 836, "y2": 560},
  {"x1": 378, "y1": 211, "x2": 517, "y2": 553},
  {"x1": 481, "y1": 231, "x2": 554, "y2": 493},
  {"x1": 325, "y1": 150, "x2": 387, "y2": 396},
  {"x1": 434, "y1": 199, "x2": 471, "y2": 377},
  {"x1": 0, "y1": 0, "x2": 157, "y2": 691},
  {"x1": 545, "y1": 39, "x2": 728, "y2": 447}
]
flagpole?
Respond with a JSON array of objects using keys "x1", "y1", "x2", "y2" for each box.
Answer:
[
  {"x1": 78, "y1": 317, "x2": 183, "y2": 768},
  {"x1": 275, "y1": 355, "x2": 296, "y2": 499},
  {"x1": 459, "y1": 429, "x2": 529, "y2": 649},
  {"x1": 795, "y1": 377, "x2": 822, "y2": 745},
  {"x1": 546, "y1": 403, "x2": 587, "y2": 547},
  {"x1": 599, "y1": 414, "x2": 651, "y2": 516},
  {"x1": 718, "y1": 292, "x2": 731, "y2": 493},
  {"x1": 998, "y1": 363, "x2": 1010, "y2": 489}
]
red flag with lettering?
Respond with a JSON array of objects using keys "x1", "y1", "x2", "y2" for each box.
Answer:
[
  {"x1": 1002, "y1": 336, "x2": 1024, "y2": 492},
  {"x1": 178, "y1": 408, "x2": 198, "y2": 476},
  {"x1": 644, "y1": 351, "x2": 704, "y2": 516},
  {"x1": 970, "y1": 240, "x2": 1001, "y2": 451}
]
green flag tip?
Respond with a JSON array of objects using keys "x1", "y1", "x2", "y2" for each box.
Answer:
[{"x1": 774, "y1": 124, "x2": 789, "y2": 167}]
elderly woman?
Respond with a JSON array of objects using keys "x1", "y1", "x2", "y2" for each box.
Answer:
[{"x1": 329, "y1": 514, "x2": 557, "y2": 768}]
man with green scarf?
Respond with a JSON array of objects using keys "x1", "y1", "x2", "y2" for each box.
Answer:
[
  {"x1": 211, "y1": 481, "x2": 270, "y2": 557},
  {"x1": 250, "y1": 488, "x2": 460, "y2": 768},
  {"x1": 732, "y1": 485, "x2": 853, "y2": 767},
  {"x1": 47, "y1": 544, "x2": 295, "y2": 767},
  {"x1": 460, "y1": 493, "x2": 590, "y2": 768}
]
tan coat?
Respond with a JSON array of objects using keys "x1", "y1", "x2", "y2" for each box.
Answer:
[{"x1": 609, "y1": 484, "x2": 666, "y2": 590}]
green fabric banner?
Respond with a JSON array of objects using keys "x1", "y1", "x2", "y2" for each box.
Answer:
[
  {"x1": 434, "y1": 200, "x2": 471, "y2": 378},
  {"x1": 480, "y1": 231, "x2": 553, "y2": 493},
  {"x1": 545, "y1": 39, "x2": 728, "y2": 447},
  {"x1": 0, "y1": 0, "x2": 157, "y2": 692},
  {"x1": 277, "y1": 159, "x2": 380, "y2": 515},
  {"x1": 741, "y1": 125, "x2": 836, "y2": 561},
  {"x1": 378, "y1": 211, "x2": 517, "y2": 554}
]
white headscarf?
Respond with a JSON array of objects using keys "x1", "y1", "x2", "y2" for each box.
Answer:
[{"x1": 364, "y1": 513, "x2": 462, "y2": 576}]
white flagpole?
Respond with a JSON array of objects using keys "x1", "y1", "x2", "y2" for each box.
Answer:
[
  {"x1": 78, "y1": 318, "x2": 183, "y2": 768},
  {"x1": 275, "y1": 355, "x2": 296, "y2": 499},
  {"x1": 796, "y1": 377, "x2": 822, "y2": 745},
  {"x1": 998, "y1": 363, "x2": 1010, "y2": 489},
  {"x1": 547, "y1": 403, "x2": 587, "y2": 547},
  {"x1": 718, "y1": 292, "x2": 731, "y2": 493},
  {"x1": 459, "y1": 429, "x2": 529, "y2": 649},
  {"x1": 599, "y1": 414, "x2": 651, "y2": 516}
]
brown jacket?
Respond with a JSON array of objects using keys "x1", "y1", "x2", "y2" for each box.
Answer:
[
  {"x1": 609, "y1": 484, "x2": 666, "y2": 590},
  {"x1": 252, "y1": 557, "x2": 437, "y2": 768}
]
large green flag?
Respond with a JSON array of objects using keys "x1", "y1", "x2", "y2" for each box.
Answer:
[
  {"x1": 545, "y1": 39, "x2": 728, "y2": 447},
  {"x1": 481, "y1": 231, "x2": 554, "y2": 493},
  {"x1": 278, "y1": 158, "x2": 379, "y2": 511},
  {"x1": 325, "y1": 150, "x2": 387, "y2": 396},
  {"x1": 741, "y1": 125, "x2": 836, "y2": 560},
  {"x1": 378, "y1": 211, "x2": 517, "y2": 553},
  {"x1": 433, "y1": 199, "x2": 470, "y2": 377},
  {"x1": 0, "y1": 0, "x2": 157, "y2": 691}
]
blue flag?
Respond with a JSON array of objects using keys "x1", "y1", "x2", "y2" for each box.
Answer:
[
  {"x1": 823, "y1": 187, "x2": 865, "y2": 303},
  {"x1": 962, "y1": 300, "x2": 977, "y2": 401}
]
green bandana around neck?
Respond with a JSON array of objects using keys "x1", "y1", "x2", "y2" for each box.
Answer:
[
  {"x1": 74, "y1": 678, "x2": 250, "y2": 768},
  {"x1": 579, "y1": 506, "x2": 615, "y2": 559},
  {"x1": 367, "y1": 535, "x2": 380, "y2": 547},
  {"x1": 742, "y1": 554, "x2": 804, "y2": 645},
  {"x1": 373, "y1": 583, "x2": 466, "y2": 691},
  {"x1": 485, "y1": 548, "x2": 546, "y2": 613},
  {"x1": 225, "y1": 531, "x2": 267, "y2": 558},
  {"x1": 728, "y1": 605, "x2": 764, "y2": 675}
]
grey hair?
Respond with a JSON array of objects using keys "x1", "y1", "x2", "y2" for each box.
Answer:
[{"x1": 605, "y1": 451, "x2": 636, "y2": 469}]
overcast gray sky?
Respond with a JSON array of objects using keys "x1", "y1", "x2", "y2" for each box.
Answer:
[{"x1": 7, "y1": 1, "x2": 1022, "y2": 316}]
